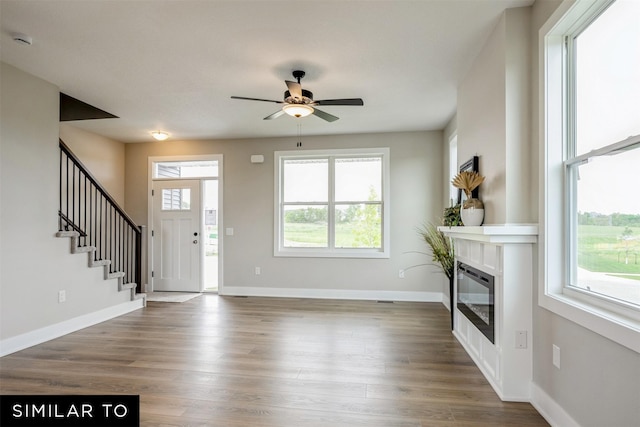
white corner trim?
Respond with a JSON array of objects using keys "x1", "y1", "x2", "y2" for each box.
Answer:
[
  {"x1": 0, "y1": 300, "x2": 144, "y2": 357},
  {"x1": 531, "y1": 382, "x2": 581, "y2": 427},
  {"x1": 221, "y1": 286, "x2": 443, "y2": 303}
]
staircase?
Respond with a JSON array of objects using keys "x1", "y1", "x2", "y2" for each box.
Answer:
[{"x1": 57, "y1": 139, "x2": 145, "y2": 304}]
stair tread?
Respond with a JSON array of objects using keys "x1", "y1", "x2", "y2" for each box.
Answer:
[
  {"x1": 108, "y1": 271, "x2": 126, "y2": 278},
  {"x1": 72, "y1": 245, "x2": 96, "y2": 253},
  {"x1": 56, "y1": 231, "x2": 79, "y2": 238}
]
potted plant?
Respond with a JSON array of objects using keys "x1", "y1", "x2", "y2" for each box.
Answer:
[
  {"x1": 452, "y1": 171, "x2": 485, "y2": 226},
  {"x1": 443, "y1": 204, "x2": 462, "y2": 227},
  {"x1": 417, "y1": 223, "x2": 455, "y2": 329}
]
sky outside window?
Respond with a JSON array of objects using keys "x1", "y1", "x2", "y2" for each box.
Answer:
[{"x1": 575, "y1": 0, "x2": 640, "y2": 215}]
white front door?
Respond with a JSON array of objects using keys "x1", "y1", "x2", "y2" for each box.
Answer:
[{"x1": 152, "y1": 180, "x2": 201, "y2": 292}]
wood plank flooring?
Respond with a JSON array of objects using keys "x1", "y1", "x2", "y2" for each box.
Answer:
[{"x1": 0, "y1": 295, "x2": 548, "y2": 426}]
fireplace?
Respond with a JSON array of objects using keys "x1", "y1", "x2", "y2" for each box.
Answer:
[
  {"x1": 440, "y1": 225, "x2": 537, "y2": 400},
  {"x1": 457, "y1": 262, "x2": 494, "y2": 343}
]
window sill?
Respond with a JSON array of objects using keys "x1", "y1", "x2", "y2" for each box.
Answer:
[
  {"x1": 274, "y1": 249, "x2": 390, "y2": 259},
  {"x1": 539, "y1": 290, "x2": 640, "y2": 354}
]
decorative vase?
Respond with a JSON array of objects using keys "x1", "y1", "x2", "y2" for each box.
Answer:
[{"x1": 461, "y1": 198, "x2": 484, "y2": 226}]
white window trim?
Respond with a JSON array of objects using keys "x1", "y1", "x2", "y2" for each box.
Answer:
[
  {"x1": 274, "y1": 148, "x2": 390, "y2": 258},
  {"x1": 539, "y1": 0, "x2": 640, "y2": 353}
]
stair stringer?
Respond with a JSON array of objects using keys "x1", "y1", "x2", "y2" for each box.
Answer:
[{"x1": 56, "y1": 231, "x2": 146, "y2": 305}]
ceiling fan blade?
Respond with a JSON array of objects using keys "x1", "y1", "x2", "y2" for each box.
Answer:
[
  {"x1": 314, "y1": 98, "x2": 364, "y2": 106},
  {"x1": 264, "y1": 110, "x2": 286, "y2": 120},
  {"x1": 231, "y1": 96, "x2": 283, "y2": 104},
  {"x1": 312, "y1": 108, "x2": 339, "y2": 122},
  {"x1": 285, "y1": 80, "x2": 303, "y2": 101}
]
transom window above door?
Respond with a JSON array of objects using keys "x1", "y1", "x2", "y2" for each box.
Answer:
[{"x1": 153, "y1": 160, "x2": 219, "y2": 179}]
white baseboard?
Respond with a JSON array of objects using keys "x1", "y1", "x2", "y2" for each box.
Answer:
[
  {"x1": 531, "y1": 382, "x2": 580, "y2": 427},
  {"x1": 221, "y1": 286, "x2": 443, "y2": 303},
  {"x1": 0, "y1": 299, "x2": 144, "y2": 357}
]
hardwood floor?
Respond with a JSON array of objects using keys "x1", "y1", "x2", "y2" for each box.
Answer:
[{"x1": 0, "y1": 295, "x2": 548, "y2": 426}]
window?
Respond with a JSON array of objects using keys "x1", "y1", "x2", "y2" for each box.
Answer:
[
  {"x1": 153, "y1": 160, "x2": 218, "y2": 178},
  {"x1": 541, "y1": 0, "x2": 640, "y2": 352},
  {"x1": 161, "y1": 188, "x2": 191, "y2": 211},
  {"x1": 567, "y1": 0, "x2": 640, "y2": 308},
  {"x1": 275, "y1": 148, "x2": 390, "y2": 258}
]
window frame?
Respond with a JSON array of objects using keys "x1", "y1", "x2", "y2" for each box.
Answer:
[
  {"x1": 540, "y1": 0, "x2": 640, "y2": 353},
  {"x1": 274, "y1": 148, "x2": 390, "y2": 258}
]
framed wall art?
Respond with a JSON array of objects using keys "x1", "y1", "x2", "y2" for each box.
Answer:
[{"x1": 456, "y1": 155, "x2": 479, "y2": 205}]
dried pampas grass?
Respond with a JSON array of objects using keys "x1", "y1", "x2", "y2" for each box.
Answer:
[{"x1": 452, "y1": 171, "x2": 485, "y2": 198}]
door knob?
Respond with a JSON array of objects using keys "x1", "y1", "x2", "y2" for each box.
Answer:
[{"x1": 193, "y1": 240, "x2": 198, "y2": 244}]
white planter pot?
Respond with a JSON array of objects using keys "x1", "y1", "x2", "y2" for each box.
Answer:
[{"x1": 461, "y1": 198, "x2": 484, "y2": 226}]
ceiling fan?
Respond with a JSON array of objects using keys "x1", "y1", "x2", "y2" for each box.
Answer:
[{"x1": 231, "y1": 70, "x2": 364, "y2": 122}]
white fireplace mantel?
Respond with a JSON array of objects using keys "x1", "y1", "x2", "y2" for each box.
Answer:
[
  {"x1": 439, "y1": 224, "x2": 538, "y2": 402},
  {"x1": 438, "y1": 224, "x2": 538, "y2": 243}
]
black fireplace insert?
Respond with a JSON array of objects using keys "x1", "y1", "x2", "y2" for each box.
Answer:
[{"x1": 457, "y1": 262, "x2": 495, "y2": 343}]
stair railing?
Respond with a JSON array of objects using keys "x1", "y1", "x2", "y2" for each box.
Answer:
[{"x1": 58, "y1": 139, "x2": 141, "y2": 291}]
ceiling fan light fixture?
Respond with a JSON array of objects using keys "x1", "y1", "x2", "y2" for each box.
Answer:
[
  {"x1": 282, "y1": 103, "x2": 314, "y2": 118},
  {"x1": 151, "y1": 131, "x2": 169, "y2": 141}
]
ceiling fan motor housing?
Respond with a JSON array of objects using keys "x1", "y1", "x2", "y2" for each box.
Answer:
[{"x1": 284, "y1": 89, "x2": 314, "y2": 104}]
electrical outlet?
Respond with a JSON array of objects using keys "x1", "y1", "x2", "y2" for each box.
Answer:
[
  {"x1": 58, "y1": 290, "x2": 66, "y2": 303},
  {"x1": 515, "y1": 331, "x2": 527, "y2": 349},
  {"x1": 255, "y1": 267, "x2": 261, "y2": 275},
  {"x1": 553, "y1": 344, "x2": 561, "y2": 369},
  {"x1": 398, "y1": 269, "x2": 405, "y2": 279}
]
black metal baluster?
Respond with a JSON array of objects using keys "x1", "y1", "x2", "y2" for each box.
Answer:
[
  {"x1": 59, "y1": 149, "x2": 63, "y2": 231},
  {"x1": 72, "y1": 163, "x2": 76, "y2": 231},
  {"x1": 82, "y1": 174, "x2": 86, "y2": 246},
  {"x1": 113, "y1": 206, "x2": 117, "y2": 272},
  {"x1": 120, "y1": 217, "x2": 124, "y2": 278},
  {"x1": 78, "y1": 165, "x2": 82, "y2": 235},
  {"x1": 66, "y1": 156, "x2": 70, "y2": 230},
  {"x1": 109, "y1": 205, "x2": 113, "y2": 272},
  {"x1": 127, "y1": 226, "x2": 133, "y2": 283},
  {"x1": 99, "y1": 193, "x2": 103, "y2": 260},
  {"x1": 89, "y1": 184, "x2": 94, "y2": 253},
  {"x1": 135, "y1": 227, "x2": 142, "y2": 292}
]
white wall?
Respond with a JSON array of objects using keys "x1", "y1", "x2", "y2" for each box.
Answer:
[
  {"x1": 458, "y1": 13, "x2": 506, "y2": 224},
  {"x1": 0, "y1": 63, "x2": 139, "y2": 350},
  {"x1": 60, "y1": 124, "x2": 126, "y2": 206},
  {"x1": 126, "y1": 131, "x2": 446, "y2": 300},
  {"x1": 457, "y1": 8, "x2": 532, "y2": 224},
  {"x1": 443, "y1": 113, "x2": 457, "y2": 208},
  {"x1": 453, "y1": 3, "x2": 640, "y2": 426}
]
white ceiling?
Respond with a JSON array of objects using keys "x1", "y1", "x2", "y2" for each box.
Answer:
[{"x1": 0, "y1": 0, "x2": 532, "y2": 143}]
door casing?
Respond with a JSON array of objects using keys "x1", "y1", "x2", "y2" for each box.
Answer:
[{"x1": 147, "y1": 154, "x2": 223, "y2": 293}]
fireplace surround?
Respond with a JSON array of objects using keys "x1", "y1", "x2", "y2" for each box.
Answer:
[{"x1": 440, "y1": 225, "x2": 537, "y2": 401}]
